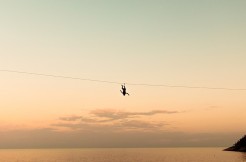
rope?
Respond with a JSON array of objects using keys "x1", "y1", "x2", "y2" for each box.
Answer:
[{"x1": 1, "y1": 69, "x2": 246, "y2": 91}]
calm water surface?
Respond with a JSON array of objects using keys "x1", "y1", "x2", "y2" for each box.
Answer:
[{"x1": 0, "y1": 148, "x2": 245, "y2": 162}]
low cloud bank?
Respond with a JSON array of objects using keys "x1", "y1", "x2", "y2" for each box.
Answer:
[
  {"x1": 0, "y1": 128, "x2": 242, "y2": 148},
  {"x1": 0, "y1": 109, "x2": 240, "y2": 148}
]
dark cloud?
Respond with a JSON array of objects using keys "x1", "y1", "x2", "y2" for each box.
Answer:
[
  {"x1": 118, "y1": 120, "x2": 167, "y2": 130},
  {"x1": 52, "y1": 119, "x2": 167, "y2": 132},
  {"x1": 59, "y1": 116, "x2": 100, "y2": 123},
  {"x1": 0, "y1": 128, "x2": 243, "y2": 148},
  {"x1": 52, "y1": 123, "x2": 87, "y2": 130}
]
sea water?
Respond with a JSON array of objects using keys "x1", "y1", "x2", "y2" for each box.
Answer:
[{"x1": 0, "y1": 148, "x2": 245, "y2": 162}]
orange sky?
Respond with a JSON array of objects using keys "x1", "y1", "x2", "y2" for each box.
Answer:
[{"x1": 0, "y1": 0, "x2": 246, "y2": 148}]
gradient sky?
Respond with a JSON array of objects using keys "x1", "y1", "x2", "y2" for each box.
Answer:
[{"x1": 0, "y1": 0, "x2": 246, "y2": 148}]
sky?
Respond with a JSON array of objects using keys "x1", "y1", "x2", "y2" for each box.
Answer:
[{"x1": 0, "y1": 0, "x2": 246, "y2": 148}]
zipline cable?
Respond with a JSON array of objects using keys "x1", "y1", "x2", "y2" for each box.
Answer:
[
  {"x1": 1, "y1": 69, "x2": 246, "y2": 91},
  {"x1": 0, "y1": 69, "x2": 122, "y2": 85}
]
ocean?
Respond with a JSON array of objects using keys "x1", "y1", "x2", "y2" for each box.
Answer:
[{"x1": 0, "y1": 148, "x2": 245, "y2": 162}]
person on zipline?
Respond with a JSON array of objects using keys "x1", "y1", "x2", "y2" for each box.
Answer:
[{"x1": 120, "y1": 84, "x2": 129, "y2": 96}]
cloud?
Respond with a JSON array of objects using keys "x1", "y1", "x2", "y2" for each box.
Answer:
[
  {"x1": 0, "y1": 109, "x2": 240, "y2": 148},
  {"x1": 90, "y1": 109, "x2": 179, "y2": 121},
  {"x1": 0, "y1": 128, "x2": 242, "y2": 148},
  {"x1": 59, "y1": 115, "x2": 81, "y2": 121},
  {"x1": 56, "y1": 109, "x2": 178, "y2": 131},
  {"x1": 90, "y1": 109, "x2": 129, "y2": 121}
]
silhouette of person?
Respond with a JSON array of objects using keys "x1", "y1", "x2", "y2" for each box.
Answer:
[{"x1": 120, "y1": 84, "x2": 129, "y2": 96}]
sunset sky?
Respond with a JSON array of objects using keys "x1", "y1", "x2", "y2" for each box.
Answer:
[{"x1": 0, "y1": 0, "x2": 246, "y2": 148}]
